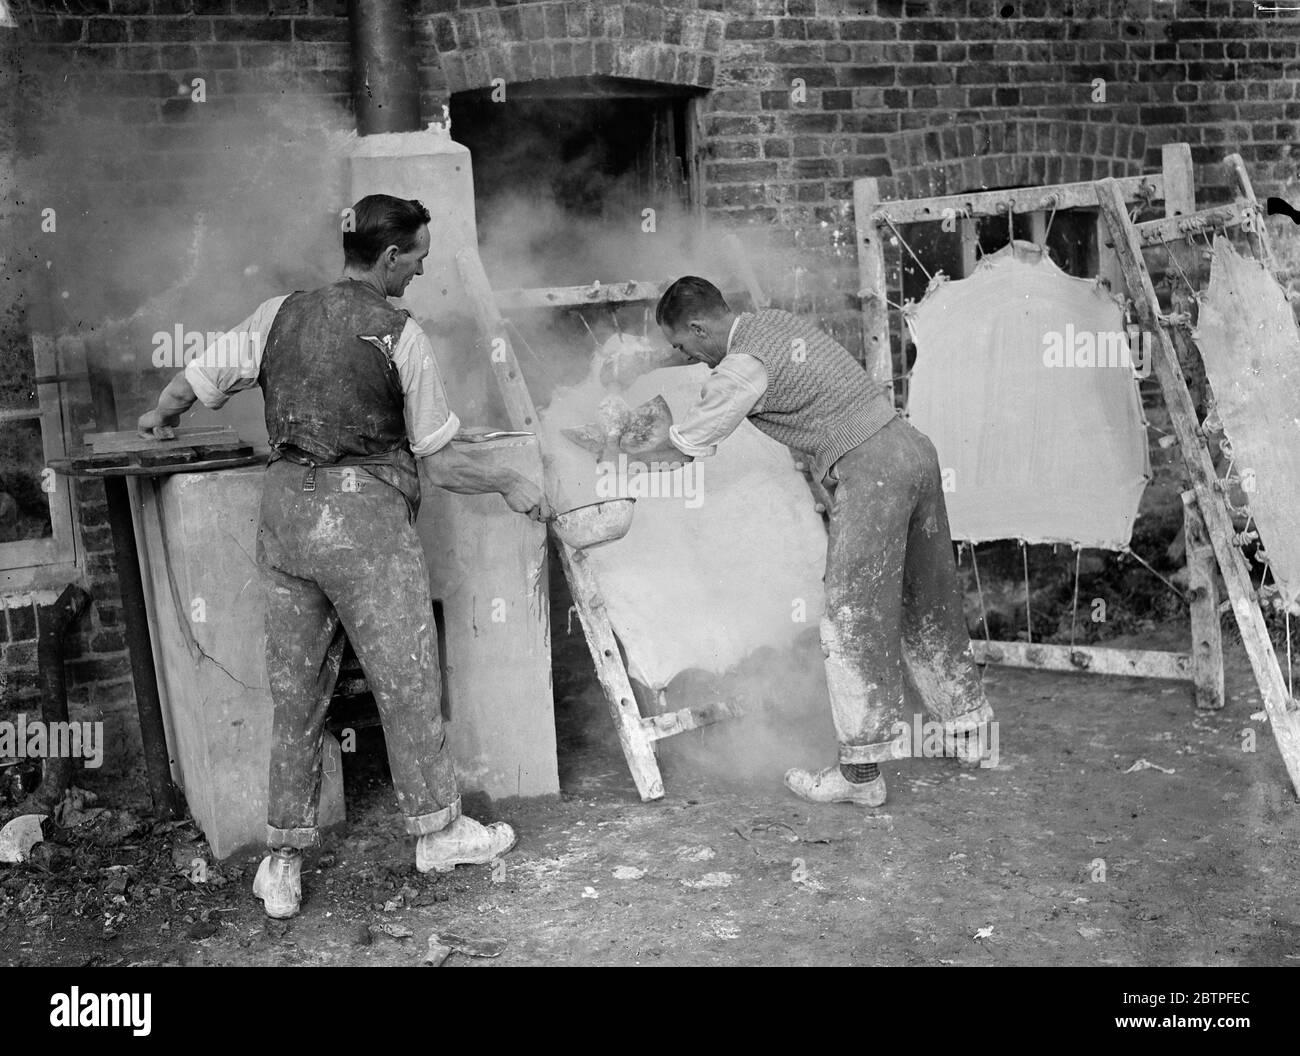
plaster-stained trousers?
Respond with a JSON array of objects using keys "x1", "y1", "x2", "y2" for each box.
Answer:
[
  {"x1": 256, "y1": 458, "x2": 460, "y2": 848},
  {"x1": 821, "y1": 415, "x2": 993, "y2": 764}
]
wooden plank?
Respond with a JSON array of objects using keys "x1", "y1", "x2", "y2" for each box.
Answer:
[
  {"x1": 1224, "y1": 152, "x2": 1278, "y2": 271},
  {"x1": 556, "y1": 542, "x2": 664, "y2": 801},
  {"x1": 865, "y1": 173, "x2": 1163, "y2": 226},
  {"x1": 971, "y1": 640, "x2": 1193, "y2": 680},
  {"x1": 455, "y1": 247, "x2": 540, "y2": 431},
  {"x1": 958, "y1": 216, "x2": 979, "y2": 278},
  {"x1": 1160, "y1": 144, "x2": 1202, "y2": 349},
  {"x1": 853, "y1": 177, "x2": 893, "y2": 386},
  {"x1": 685, "y1": 95, "x2": 705, "y2": 217},
  {"x1": 642, "y1": 700, "x2": 744, "y2": 742},
  {"x1": 1161, "y1": 143, "x2": 1196, "y2": 218},
  {"x1": 1096, "y1": 177, "x2": 1300, "y2": 798},
  {"x1": 1183, "y1": 492, "x2": 1225, "y2": 711},
  {"x1": 493, "y1": 281, "x2": 668, "y2": 311},
  {"x1": 84, "y1": 426, "x2": 238, "y2": 454}
]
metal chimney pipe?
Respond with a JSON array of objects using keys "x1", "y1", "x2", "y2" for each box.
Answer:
[{"x1": 348, "y1": 0, "x2": 423, "y2": 136}]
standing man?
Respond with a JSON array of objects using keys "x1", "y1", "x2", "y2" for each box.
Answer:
[
  {"x1": 138, "y1": 195, "x2": 552, "y2": 917},
  {"x1": 640, "y1": 276, "x2": 993, "y2": 808}
]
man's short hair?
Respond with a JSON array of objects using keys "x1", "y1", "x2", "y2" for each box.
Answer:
[
  {"x1": 655, "y1": 276, "x2": 730, "y2": 330},
  {"x1": 343, "y1": 194, "x2": 432, "y2": 268}
]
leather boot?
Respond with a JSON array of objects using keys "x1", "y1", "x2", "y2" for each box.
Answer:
[
  {"x1": 416, "y1": 816, "x2": 517, "y2": 874},
  {"x1": 784, "y1": 765, "x2": 887, "y2": 807},
  {"x1": 253, "y1": 847, "x2": 302, "y2": 919}
]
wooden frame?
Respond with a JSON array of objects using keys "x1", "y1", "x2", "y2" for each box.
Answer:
[
  {"x1": 0, "y1": 334, "x2": 78, "y2": 590},
  {"x1": 851, "y1": 146, "x2": 1223, "y2": 707},
  {"x1": 1096, "y1": 161, "x2": 1300, "y2": 796}
]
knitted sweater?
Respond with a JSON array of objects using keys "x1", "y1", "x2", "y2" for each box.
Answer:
[{"x1": 731, "y1": 309, "x2": 897, "y2": 481}]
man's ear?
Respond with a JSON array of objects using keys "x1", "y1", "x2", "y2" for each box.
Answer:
[
  {"x1": 381, "y1": 244, "x2": 400, "y2": 267},
  {"x1": 688, "y1": 320, "x2": 709, "y2": 340}
]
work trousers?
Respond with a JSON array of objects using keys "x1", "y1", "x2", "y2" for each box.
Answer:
[
  {"x1": 257, "y1": 459, "x2": 460, "y2": 849},
  {"x1": 821, "y1": 416, "x2": 993, "y2": 764}
]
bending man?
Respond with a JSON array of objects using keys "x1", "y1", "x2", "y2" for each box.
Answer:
[{"x1": 643, "y1": 276, "x2": 993, "y2": 808}]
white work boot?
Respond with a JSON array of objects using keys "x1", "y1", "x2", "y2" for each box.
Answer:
[
  {"x1": 416, "y1": 816, "x2": 517, "y2": 874},
  {"x1": 253, "y1": 847, "x2": 302, "y2": 919},
  {"x1": 784, "y1": 765, "x2": 887, "y2": 807}
]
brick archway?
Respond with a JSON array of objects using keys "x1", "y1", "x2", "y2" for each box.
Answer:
[
  {"x1": 425, "y1": 4, "x2": 726, "y2": 94},
  {"x1": 885, "y1": 120, "x2": 1148, "y2": 200}
]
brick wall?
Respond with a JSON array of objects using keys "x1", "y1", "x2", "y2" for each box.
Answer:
[
  {"x1": 14, "y1": 1, "x2": 1300, "y2": 328},
  {"x1": 7, "y1": 0, "x2": 1300, "y2": 773}
]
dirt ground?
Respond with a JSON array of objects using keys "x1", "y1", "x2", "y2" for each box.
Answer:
[{"x1": 2, "y1": 607, "x2": 1298, "y2": 967}]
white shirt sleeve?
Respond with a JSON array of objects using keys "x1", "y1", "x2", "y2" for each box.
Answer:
[
  {"x1": 182, "y1": 295, "x2": 288, "y2": 409},
  {"x1": 668, "y1": 353, "x2": 768, "y2": 458},
  {"x1": 392, "y1": 320, "x2": 460, "y2": 457}
]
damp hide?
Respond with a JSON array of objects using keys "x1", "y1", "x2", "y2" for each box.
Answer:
[
  {"x1": 904, "y1": 242, "x2": 1150, "y2": 550},
  {"x1": 1194, "y1": 236, "x2": 1300, "y2": 607},
  {"x1": 540, "y1": 363, "x2": 828, "y2": 690}
]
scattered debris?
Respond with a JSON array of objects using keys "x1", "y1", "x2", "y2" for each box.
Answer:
[
  {"x1": 612, "y1": 866, "x2": 645, "y2": 880},
  {"x1": 0, "y1": 815, "x2": 47, "y2": 863},
  {"x1": 188, "y1": 919, "x2": 219, "y2": 940},
  {"x1": 1124, "y1": 759, "x2": 1175, "y2": 775},
  {"x1": 680, "y1": 872, "x2": 735, "y2": 890},
  {"x1": 675, "y1": 846, "x2": 716, "y2": 862},
  {"x1": 1077, "y1": 926, "x2": 1103, "y2": 940},
  {"x1": 53, "y1": 788, "x2": 106, "y2": 829},
  {"x1": 434, "y1": 931, "x2": 506, "y2": 958},
  {"x1": 423, "y1": 938, "x2": 452, "y2": 966},
  {"x1": 369, "y1": 921, "x2": 413, "y2": 941},
  {"x1": 581, "y1": 886, "x2": 599, "y2": 899},
  {"x1": 710, "y1": 920, "x2": 740, "y2": 941},
  {"x1": 973, "y1": 925, "x2": 995, "y2": 941}
]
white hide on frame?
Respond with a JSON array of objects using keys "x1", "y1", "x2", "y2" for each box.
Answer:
[
  {"x1": 540, "y1": 354, "x2": 828, "y2": 691},
  {"x1": 904, "y1": 241, "x2": 1150, "y2": 550},
  {"x1": 1194, "y1": 236, "x2": 1300, "y2": 607}
]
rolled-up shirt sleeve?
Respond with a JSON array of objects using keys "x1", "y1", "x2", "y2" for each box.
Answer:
[
  {"x1": 668, "y1": 353, "x2": 768, "y2": 458},
  {"x1": 182, "y1": 295, "x2": 287, "y2": 409},
  {"x1": 393, "y1": 320, "x2": 460, "y2": 457}
]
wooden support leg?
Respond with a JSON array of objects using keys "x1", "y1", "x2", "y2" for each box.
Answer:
[
  {"x1": 1183, "y1": 492, "x2": 1225, "y2": 711},
  {"x1": 556, "y1": 540, "x2": 664, "y2": 801}
]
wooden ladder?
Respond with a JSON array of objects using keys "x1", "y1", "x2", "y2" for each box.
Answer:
[{"x1": 454, "y1": 246, "x2": 741, "y2": 801}]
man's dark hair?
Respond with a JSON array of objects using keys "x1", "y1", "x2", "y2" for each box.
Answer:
[
  {"x1": 655, "y1": 276, "x2": 730, "y2": 329},
  {"x1": 343, "y1": 194, "x2": 432, "y2": 268}
]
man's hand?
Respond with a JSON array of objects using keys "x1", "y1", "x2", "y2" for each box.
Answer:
[
  {"x1": 503, "y1": 474, "x2": 554, "y2": 522},
  {"x1": 137, "y1": 408, "x2": 181, "y2": 440}
]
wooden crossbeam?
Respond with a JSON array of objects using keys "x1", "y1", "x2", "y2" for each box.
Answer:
[
  {"x1": 861, "y1": 173, "x2": 1163, "y2": 227},
  {"x1": 1128, "y1": 201, "x2": 1254, "y2": 248},
  {"x1": 972, "y1": 641, "x2": 1193, "y2": 680},
  {"x1": 494, "y1": 281, "x2": 668, "y2": 311},
  {"x1": 642, "y1": 700, "x2": 744, "y2": 742},
  {"x1": 1096, "y1": 176, "x2": 1300, "y2": 797}
]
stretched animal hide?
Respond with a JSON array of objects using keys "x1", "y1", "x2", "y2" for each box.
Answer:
[
  {"x1": 541, "y1": 362, "x2": 827, "y2": 690},
  {"x1": 1194, "y1": 236, "x2": 1300, "y2": 606},
  {"x1": 905, "y1": 242, "x2": 1150, "y2": 549}
]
